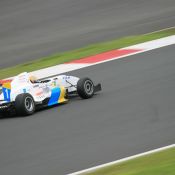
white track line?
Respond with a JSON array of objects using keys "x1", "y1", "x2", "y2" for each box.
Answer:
[
  {"x1": 67, "y1": 144, "x2": 175, "y2": 175},
  {"x1": 125, "y1": 35, "x2": 175, "y2": 50},
  {"x1": 30, "y1": 35, "x2": 175, "y2": 79},
  {"x1": 30, "y1": 63, "x2": 91, "y2": 79},
  {"x1": 4, "y1": 35, "x2": 175, "y2": 80},
  {"x1": 142, "y1": 26, "x2": 175, "y2": 35}
]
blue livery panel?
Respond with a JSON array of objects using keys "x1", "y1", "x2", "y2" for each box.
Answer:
[{"x1": 48, "y1": 87, "x2": 61, "y2": 106}]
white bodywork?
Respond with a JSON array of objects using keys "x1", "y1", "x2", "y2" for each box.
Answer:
[{"x1": 0, "y1": 72, "x2": 79, "y2": 104}]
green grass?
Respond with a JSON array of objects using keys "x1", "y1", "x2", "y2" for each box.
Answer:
[
  {"x1": 1, "y1": 27, "x2": 175, "y2": 79},
  {"x1": 84, "y1": 147, "x2": 175, "y2": 175}
]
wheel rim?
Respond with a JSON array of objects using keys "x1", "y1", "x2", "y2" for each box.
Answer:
[
  {"x1": 84, "y1": 80, "x2": 94, "y2": 95},
  {"x1": 25, "y1": 96, "x2": 34, "y2": 112}
]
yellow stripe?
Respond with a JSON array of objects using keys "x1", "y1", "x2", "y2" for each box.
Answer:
[
  {"x1": 2, "y1": 82, "x2": 11, "y2": 89},
  {"x1": 58, "y1": 86, "x2": 68, "y2": 103}
]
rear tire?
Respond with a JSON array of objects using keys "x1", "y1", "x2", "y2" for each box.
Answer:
[
  {"x1": 77, "y1": 77, "x2": 94, "y2": 99},
  {"x1": 15, "y1": 93, "x2": 35, "y2": 116}
]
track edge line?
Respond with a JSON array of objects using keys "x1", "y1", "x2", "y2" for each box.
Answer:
[{"x1": 67, "y1": 144, "x2": 175, "y2": 175}]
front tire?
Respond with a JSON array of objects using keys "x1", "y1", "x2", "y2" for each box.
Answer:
[
  {"x1": 15, "y1": 93, "x2": 35, "y2": 116},
  {"x1": 77, "y1": 77, "x2": 94, "y2": 99}
]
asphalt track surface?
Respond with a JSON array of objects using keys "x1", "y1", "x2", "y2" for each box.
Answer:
[
  {"x1": 0, "y1": 0, "x2": 175, "y2": 68},
  {"x1": 0, "y1": 45, "x2": 175, "y2": 175}
]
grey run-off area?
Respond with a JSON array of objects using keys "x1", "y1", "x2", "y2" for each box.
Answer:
[
  {"x1": 0, "y1": 45, "x2": 175, "y2": 175},
  {"x1": 0, "y1": 0, "x2": 175, "y2": 68}
]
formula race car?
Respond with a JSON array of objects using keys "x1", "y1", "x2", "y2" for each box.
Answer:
[{"x1": 0, "y1": 72, "x2": 101, "y2": 117}]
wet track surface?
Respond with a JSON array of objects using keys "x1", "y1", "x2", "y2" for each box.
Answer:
[
  {"x1": 0, "y1": 0, "x2": 175, "y2": 68},
  {"x1": 0, "y1": 45, "x2": 175, "y2": 175}
]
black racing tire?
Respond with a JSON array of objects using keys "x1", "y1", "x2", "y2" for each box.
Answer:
[
  {"x1": 15, "y1": 93, "x2": 35, "y2": 116},
  {"x1": 77, "y1": 77, "x2": 94, "y2": 99}
]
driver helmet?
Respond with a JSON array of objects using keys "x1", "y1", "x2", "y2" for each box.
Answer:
[{"x1": 29, "y1": 75, "x2": 38, "y2": 83}]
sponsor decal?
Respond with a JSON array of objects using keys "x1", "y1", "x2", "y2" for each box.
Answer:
[
  {"x1": 2, "y1": 83, "x2": 11, "y2": 102},
  {"x1": 63, "y1": 76, "x2": 70, "y2": 80}
]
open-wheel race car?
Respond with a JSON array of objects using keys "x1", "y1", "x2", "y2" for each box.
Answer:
[{"x1": 0, "y1": 72, "x2": 101, "y2": 117}]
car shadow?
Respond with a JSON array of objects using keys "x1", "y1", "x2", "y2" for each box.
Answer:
[{"x1": 0, "y1": 94, "x2": 100, "y2": 120}]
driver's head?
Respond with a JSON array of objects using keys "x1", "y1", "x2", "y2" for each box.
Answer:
[{"x1": 29, "y1": 75, "x2": 38, "y2": 83}]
